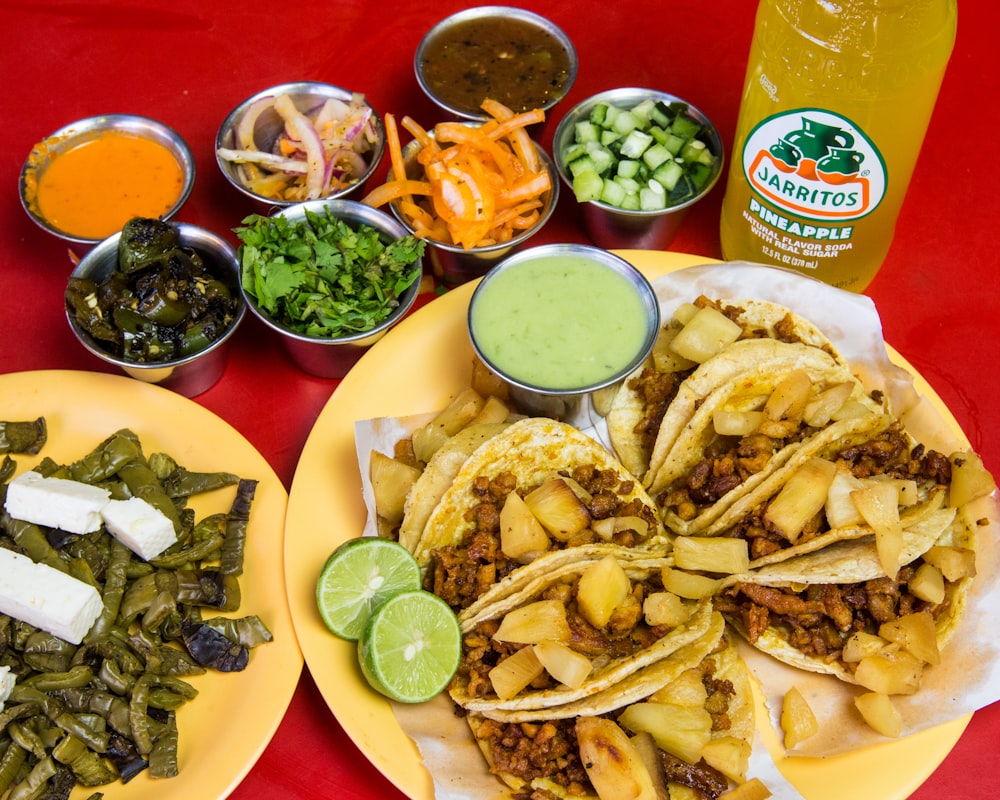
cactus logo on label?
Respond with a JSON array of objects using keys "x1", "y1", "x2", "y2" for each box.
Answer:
[{"x1": 742, "y1": 108, "x2": 886, "y2": 221}]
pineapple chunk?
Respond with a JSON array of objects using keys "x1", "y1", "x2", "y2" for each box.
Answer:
[
  {"x1": 850, "y1": 482, "x2": 902, "y2": 577},
  {"x1": 533, "y1": 641, "x2": 593, "y2": 689},
  {"x1": 650, "y1": 668, "x2": 707, "y2": 708},
  {"x1": 469, "y1": 394, "x2": 512, "y2": 426},
  {"x1": 489, "y1": 645, "x2": 544, "y2": 700},
  {"x1": 643, "y1": 592, "x2": 694, "y2": 629},
  {"x1": 591, "y1": 515, "x2": 651, "y2": 542},
  {"x1": 948, "y1": 450, "x2": 996, "y2": 508},
  {"x1": 841, "y1": 631, "x2": 888, "y2": 663},
  {"x1": 672, "y1": 536, "x2": 749, "y2": 575},
  {"x1": 592, "y1": 382, "x2": 622, "y2": 417},
  {"x1": 757, "y1": 369, "x2": 812, "y2": 438},
  {"x1": 577, "y1": 555, "x2": 631, "y2": 629},
  {"x1": 499, "y1": 491, "x2": 551, "y2": 562},
  {"x1": 671, "y1": 302, "x2": 700, "y2": 325},
  {"x1": 493, "y1": 600, "x2": 571, "y2": 644},
  {"x1": 523, "y1": 478, "x2": 590, "y2": 541},
  {"x1": 764, "y1": 457, "x2": 837, "y2": 543},
  {"x1": 617, "y1": 701, "x2": 712, "y2": 765},
  {"x1": 576, "y1": 717, "x2": 658, "y2": 800},
  {"x1": 879, "y1": 611, "x2": 940, "y2": 665},
  {"x1": 921, "y1": 545, "x2": 976, "y2": 581},
  {"x1": 824, "y1": 468, "x2": 867, "y2": 529},
  {"x1": 369, "y1": 450, "x2": 422, "y2": 525},
  {"x1": 411, "y1": 388, "x2": 486, "y2": 462},
  {"x1": 719, "y1": 778, "x2": 772, "y2": 800},
  {"x1": 669, "y1": 307, "x2": 743, "y2": 364},
  {"x1": 661, "y1": 567, "x2": 721, "y2": 599},
  {"x1": 830, "y1": 398, "x2": 878, "y2": 420},
  {"x1": 470, "y1": 355, "x2": 510, "y2": 400},
  {"x1": 780, "y1": 686, "x2": 819, "y2": 749},
  {"x1": 701, "y1": 736, "x2": 751, "y2": 783},
  {"x1": 854, "y1": 692, "x2": 902, "y2": 738},
  {"x1": 713, "y1": 408, "x2": 765, "y2": 437},
  {"x1": 908, "y1": 562, "x2": 945, "y2": 604},
  {"x1": 802, "y1": 381, "x2": 854, "y2": 427},
  {"x1": 652, "y1": 323, "x2": 697, "y2": 373},
  {"x1": 853, "y1": 650, "x2": 924, "y2": 695},
  {"x1": 630, "y1": 732, "x2": 670, "y2": 800}
]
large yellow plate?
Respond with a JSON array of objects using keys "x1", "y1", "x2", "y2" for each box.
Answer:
[
  {"x1": 285, "y1": 252, "x2": 970, "y2": 800},
  {"x1": 0, "y1": 370, "x2": 302, "y2": 800}
]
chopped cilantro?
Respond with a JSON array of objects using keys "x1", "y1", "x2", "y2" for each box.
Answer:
[{"x1": 235, "y1": 208, "x2": 425, "y2": 338}]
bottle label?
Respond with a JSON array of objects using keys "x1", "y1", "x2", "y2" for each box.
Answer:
[{"x1": 741, "y1": 108, "x2": 886, "y2": 222}]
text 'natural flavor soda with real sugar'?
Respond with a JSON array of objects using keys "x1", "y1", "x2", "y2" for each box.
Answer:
[{"x1": 719, "y1": 0, "x2": 957, "y2": 291}]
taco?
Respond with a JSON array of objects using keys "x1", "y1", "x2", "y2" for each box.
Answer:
[
  {"x1": 414, "y1": 418, "x2": 668, "y2": 605},
  {"x1": 464, "y1": 620, "x2": 757, "y2": 800},
  {"x1": 713, "y1": 499, "x2": 977, "y2": 685},
  {"x1": 607, "y1": 295, "x2": 845, "y2": 483}
]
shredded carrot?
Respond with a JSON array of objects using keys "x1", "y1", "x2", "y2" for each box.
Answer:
[{"x1": 362, "y1": 101, "x2": 551, "y2": 250}]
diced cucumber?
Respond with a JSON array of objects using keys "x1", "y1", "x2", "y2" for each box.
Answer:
[{"x1": 560, "y1": 95, "x2": 719, "y2": 209}]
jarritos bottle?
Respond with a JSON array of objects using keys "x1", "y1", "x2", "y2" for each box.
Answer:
[{"x1": 719, "y1": 0, "x2": 957, "y2": 291}]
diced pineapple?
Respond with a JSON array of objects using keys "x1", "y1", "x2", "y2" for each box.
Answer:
[
  {"x1": 764, "y1": 457, "x2": 837, "y2": 543},
  {"x1": 523, "y1": 478, "x2": 590, "y2": 541},
  {"x1": 576, "y1": 717, "x2": 658, "y2": 800},
  {"x1": 891, "y1": 478, "x2": 919, "y2": 507},
  {"x1": 661, "y1": 568, "x2": 721, "y2": 599},
  {"x1": 701, "y1": 736, "x2": 751, "y2": 783},
  {"x1": 592, "y1": 382, "x2": 622, "y2": 417},
  {"x1": 802, "y1": 381, "x2": 854, "y2": 427},
  {"x1": 854, "y1": 692, "x2": 902, "y2": 738},
  {"x1": 878, "y1": 611, "x2": 940, "y2": 666},
  {"x1": 643, "y1": 592, "x2": 693, "y2": 629},
  {"x1": 369, "y1": 450, "x2": 422, "y2": 525},
  {"x1": 493, "y1": 600, "x2": 571, "y2": 644},
  {"x1": 617, "y1": 701, "x2": 712, "y2": 765},
  {"x1": 591, "y1": 515, "x2": 650, "y2": 541},
  {"x1": 921, "y1": 545, "x2": 977, "y2": 581},
  {"x1": 841, "y1": 631, "x2": 888, "y2": 663},
  {"x1": 672, "y1": 536, "x2": 749, "y2": 575},
  {"x1": 650, "y1": 668, "x2": 707, "y2": 708},
  {"x1": 780, "y1": 686, "x2": 819, "y2": 749},
  {"x1": 667, "y1": 785, "x2": 701, "y2": 800},
  {"x1": 577, "y1": 555, "x2": 631, "y2": 629},
  {"x1": 489, "y1": 645, "x2": 544, "y2": 700},
  {"x1": 669, "y1": 307, "x2": 743, "y2": 364},
  {"x1": 671, "y1": 302, "x2": 700, "y2": 325},
  {"x1": 853, "y1": 650, "x2": 924, "y2": 695},
  {"x1": 533, "y1": 641, "x2": 593, "y2": 689},
  {"x1": 824, "y1": 468, "x2": 867, "y2": 529},
  {"x1": 850, "y1": 481, "x2": 902, "y2": 577},
  {"x1": 469, "y1": 393, "x2": 512, "y2": 426},
  {"x1": 499, "y1": 491, "x2": 551, "y2": 562},
  {"x1": 652, "y1": 323, "x2": 697, "y2": 373},
  {"x1": 757, "y1": 369, "x2": 812, "y2": 438},
  {"x1": 718, "y1": 777, "x2": 772, "y2": 800},
  {"x1": 713, "y1": 408, "x2": 764, "y2": 437},
  {"x1": 909, "y1": 562, "x2": 945, "y2": 604},
  {"x1": 948, "y1": 450, "x2": 997, "y2": 508},
  {"x1": 470, "y1": 356, "x2": 510, "y2": 401},
  {"x1": 411, "y1": 387, "x2": 486, "y2": 462},
  {"x1": 629, "y1": 732, "x2": 670, "y2": 800}
]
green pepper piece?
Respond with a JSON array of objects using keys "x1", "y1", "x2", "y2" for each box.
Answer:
[
  {"x1": 137, "y1": 277, "x2": 190, "y2": 325},
  {"x1": 0, "y1": 418, "x2": 47, "y2": 455},
  {"x1": 118, "y1": 217, "x2": 180, "y2": 274},
  {"x1": 68, "y1": 429, "x2": 143, "y2": 484}
]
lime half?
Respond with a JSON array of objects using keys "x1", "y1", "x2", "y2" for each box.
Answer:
[
  {"x1": 316, "y1": 537, "x2": 422, "y2": 641},
  {"x1": 358, "y1": 589, "x2": 462, "y2": 703}
]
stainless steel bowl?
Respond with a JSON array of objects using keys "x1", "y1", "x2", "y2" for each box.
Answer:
[
  {"x1": 241, "y1": 199, "x2": 423, "y2": 379},
  {"x1": 215, "y1": 81, "x2": 386, "y2": 211},
  {"x1": 414, "y1": 6, "x2": 577, "y2": 122},
  {"x1": 387, "y1": 134, "x2": 558, "y2": 286},
  {"x1": 66, "y1": 223, "x2": 245, "y2": 397},
  {"x1": 20, "y1": 114, "x2": 195, "y2": 250},
  {"x1": 468, "y1": 243, "x2": 660, "y2": 425},
  {"x1": 552, "y1": 88, "x2": 724, "y2": 250}
]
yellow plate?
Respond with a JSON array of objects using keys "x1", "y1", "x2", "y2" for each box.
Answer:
[
  {"x1": 285, "y1": 252, "x2": 969, "y2": 800},
  {"x1": 0, "y1": 370, "x2": 302, "y2": 800}
]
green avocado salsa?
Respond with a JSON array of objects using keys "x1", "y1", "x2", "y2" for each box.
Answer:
[{"x1": 470, "y1": 254, "x2": 649, "y2": 390}]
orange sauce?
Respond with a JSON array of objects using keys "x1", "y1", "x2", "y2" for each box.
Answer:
[{"x1": 34, "y1": 130, "x2": 185, "y2": 239}]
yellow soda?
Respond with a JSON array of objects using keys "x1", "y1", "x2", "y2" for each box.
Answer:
[{"x1": 719, "y1": 0, "x2": 957, "y2": 291}]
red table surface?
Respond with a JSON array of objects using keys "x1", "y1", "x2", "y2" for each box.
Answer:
[{"x1": 3, "y1": 1, "x2": 997, "y2": 798}]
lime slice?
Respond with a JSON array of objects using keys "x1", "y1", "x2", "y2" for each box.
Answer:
[
  {"x1": 316, "y1": 537, "x2": 422, "y2": 641},
  {"x1": 358, "y1": 589, "x2": 462, "y2": 703}
]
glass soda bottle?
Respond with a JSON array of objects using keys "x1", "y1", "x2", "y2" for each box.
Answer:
[{"x1": 719, "y1": 0, "x2": 957, "y2": 291}]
